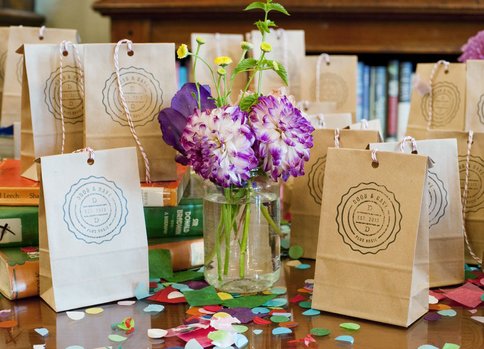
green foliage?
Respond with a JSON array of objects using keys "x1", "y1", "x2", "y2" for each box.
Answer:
[
  {"x1": 244, "y1": 0, "x2": 289, "y2": 16},
  {"x1": 239, "y1": 94, "x2": 259, "y2": 111},
  {"x1": 232, "y1": 58, "x2": 258, "y2": 77},
  {"x1": 271, "y1": 60, "x2": 288, "y2": 85}
]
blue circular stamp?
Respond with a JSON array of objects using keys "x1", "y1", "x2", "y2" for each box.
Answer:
[{"x1": 63, "y1": 176, "x2": 128, "y2": 244}]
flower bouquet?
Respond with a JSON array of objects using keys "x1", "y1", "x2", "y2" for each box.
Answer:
[{"x1": 159, "y1": 0, "x2": 314, "y2": 292}]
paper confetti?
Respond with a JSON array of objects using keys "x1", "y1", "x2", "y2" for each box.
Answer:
[
  {"x1": 33, "y1": 345, "x2": 46, "y2": 349},
  {"x1": 0, "y1": 320, "x2": 17, "y2": 328},
  {"x1": 184, "y1": 286, "x2": 223, "y2": 307},
  {"x1": 232, "y1": 325, "x2": 248, "y2": 333},
  {"x1": 165, "y1": 270, "x2": 204, "y2": 283},
  {"x1": 289, "y1": 294, "x2": 307, "y2": 303},
  {"x1": 108, "y1": 334, "x2": 127, "y2": 342},
  {"x1": 263, "y1": 298, "x2": 288, "y2": 307},
  {"x1": 184, "y1": 338, "x2": 204, "y2": 349},
  {"x1": 437, "y1": 309, "x2": 457, "y2": 317},
  {"x1": 148, "y1": 328, "x2": 168, "y2": 339},
  {"x1": 253, "y1": 316, "x2": 272, "y2": 325},
  {"x1": 35, "y1": 328, "x2": 49, "y2": 337},
  {"x1": 217, "y1": 292, "x2": 233, "y2": 301},
  {"x1": 172, "y1": 283, "x2": 191, "y2": 292},
  {"x1": 423, "y1": 312, "x2": 442, "y2": 321},
  {"x1": 442, "y1": 283, "x2": 483, "y2": 308},
  {"x1": 149, "y1": 286, "x2": 187, "y2": 304},
  {"x1": 335, "y1": 335, "x2": 354, "y2": 344},
  {"x1": 296, "y1": 263, "x2": 311, "y2": 270},
  {"x1": 442, "y1": 343, "x2": 460, "y2": 349},
  {"x1": 66, "y1": 311, "x2": 85, "y2": 321},
  {"x1": 340, "y1": 322, "x2": 361, "y2": 331},
  {"x1": 65, "y1": 346, "x2": 84, "y2": 349},
  {"x1": 222, "y1": 294, "x2": 276, "y2": 308},
  {"x1": 428, "y1": 295, "x2": 439, "y2": 304},
  {"x1": 135, "y1": 282, "x2": 150, "y2": 300},
  {"x1": 269, "y1": 287, "x2": 287, "y2": 295},
  {"x1": 253, "y1": 329, "x2": 263, "y2": 335},
  {"x1": 280, "y1": 321, "x2": 298, "y2": 328},
  {"x1": 286, "y1": 260, "x2": 302, "y2": 267},
  {"x1": 310, "y1": 328, "x2": 331, "y2": 337},
  {"x1": 417, "y1": 345, "x2": 439, "y2": 349},
  {"x1": 302, "y1": 309, "x2": 320, "y2": 316},
  {"x1": 270, "y1": 315, "x2": 290, "y2": 323},
  {"x1": 85, "y1": 307, "x2": 104, "y2": 315},
  {"x1": 471, "y1": 316, "x2": 484, "y2": 324},
  {"x1": 251, "y1": 307, "x2": 270, "y2": 314},
  {"x1": 288, "y1": 245, "x2": 304, "y2": 259},
  {"x1": 118, "y1": 300, "x2": 136, "y2": 306},
  {"x1": 298, "y1": 301, "x2": 312, "y2": 309},
  {"x1": 224, "y1": 308, "x2": 257, "y2": 324},
  {"x1": 144, "y1": 304, "x2": 165, "y2": 313},
  {"x1": 272, "y1": 327, "x2": 292, "y2": 335},
  {"x1": 233, "y1": 333, "x2": 249, "y2": 348},
  {"x1": 208, "y1": 330, "x2": 236, "y2": 348}
]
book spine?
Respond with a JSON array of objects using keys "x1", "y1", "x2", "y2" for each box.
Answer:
[
  {"x1": 397, "y1": 62, "x2": 414, "y2": 139},
  {"x1": 362, "y1": 64, "x2": 370, "y2": 121},
  {"x1": 0, "y1": 187, "x2": 39, "y2": 206},
  {"x1": 149, "y1": 237, "x2": 204, "y2": 271},
  {"x1": 0, "y1": 206, "x2": 38, "y2": 247},
  {"x1": 369, "y1": 66, "x2": 377, "y2": 121},
  {"x1": 386, "y1": 60, "x2": 400, "y2": 141},
  {"x1": 144, "y1": 200, "x2": 203, "y2": 238},
  {"x1": 0, "y1": 248, "x2": 39, "y2": 300},
  {"x1": 356, "y1": 62, "x2": 364, "y2": 122},
  {"x1": 374, "y1": 66, "x2": 388, "y2": 139}
]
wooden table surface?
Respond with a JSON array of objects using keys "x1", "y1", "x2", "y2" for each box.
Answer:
[{"x1": 0, "y1": 260, "x2": 483, "y2": 349}]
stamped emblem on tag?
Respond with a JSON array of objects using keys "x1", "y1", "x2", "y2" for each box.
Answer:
[
  {"x1": 336, "y1": 182, "x2": 402, "y2": 254},
  {"x1": 102, "y1": 66, "x2": 163, "y2": 127},
  {"x1": 63, "y1": 176, "x2": 128, "y2": 244},
  {"x1": 428, "y1": 171, "x2": 448, "y2": 228},
  {"x1": 459, "y1": 155, "x2": 484, "y2": 213},
  {"x1": 477, "y1": 94, "x2": 484, "y2": 125},
  {"x1": 44, "y1": 65, "x2": 84, "y2": 123},
  {"x1": 314, "y1": 72, "x2": 348, "y2": 108},
  {"x1": 307, "y1": 155, "x2": 326, "y2": 205},
  {"x1": 421, "y1": 81, "x2": 460, "y2": 127}
]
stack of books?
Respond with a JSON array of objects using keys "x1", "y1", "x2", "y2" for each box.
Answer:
[{"x1": 0, "y1": 158, "x2": 204, "y2": 300}]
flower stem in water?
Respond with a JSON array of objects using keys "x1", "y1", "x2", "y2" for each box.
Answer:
[{"x1": 239, "y1": 202, "x2": 251, "y2": 279}]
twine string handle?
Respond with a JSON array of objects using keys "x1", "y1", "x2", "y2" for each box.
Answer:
[
  {"x1": 73, "y1": 147, "x2": 95, "y2": 165},
  {"x1": 399, "y1": 136, "x2": 418, "y2": 154},
  {"x1": 38, "y1": 25, "x2": 46, "y2": 40},
  {"x1": 114, "y1": 39, "x2": 151, "y2": 183},
  {"x1": 315, "y1": 53, "x2": 330, "y2": 102},
  {"x1": 334, "y1": 128, "x2": 340, "y2": 148}
]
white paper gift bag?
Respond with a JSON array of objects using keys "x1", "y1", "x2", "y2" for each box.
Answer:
[{"x1": 39, "y1": 147, "x2": 149, "y2": 312}]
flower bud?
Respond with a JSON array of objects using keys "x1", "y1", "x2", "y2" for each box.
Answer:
[
  {"x1": 260, "y1": 42, "x2": 272, "y2": 53},
  {"x1": 196, "y1": 36, "x2": 206, "y2": 45},
  {"x1": 241, "y1": 41, "x2": 253, "y2": 50},
  {"x1": 217, "y1": 67, "x2": 227, "y2": 76},
  {"x1": 176, "y1": 44, "x2": 189, "y2": 59},
  {"x1": 214, "y1": 56, "x2": 233, "y2": 66}
]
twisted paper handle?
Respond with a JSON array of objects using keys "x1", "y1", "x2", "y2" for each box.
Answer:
[
  {"x1": 73, "y1": 147, "x2": 95, "y2": 165},
  {"x1": 38, "y1": 26, "x2": 45, "y2": 40},
  {"x1": 427, "y1": 60, "x2": 449, "y2": 130},
  {"x1": 315, "y1": 53, "x2": 330, "y2": 103},
  {"x1": 114, "y1": 39, "x2": 151, "y2": 183},
  {"x1": 399, "y1": 136, "x2": 418, "y2": 154},
  {"x1": 334, "y1": 128, "x2": 340, "y2": 148},
  {"x1": 461, "y1": 131, "x2": 482, "y2": 264}
]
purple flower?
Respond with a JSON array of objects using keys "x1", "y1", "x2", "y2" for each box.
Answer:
[
  {"x1": 181, "y1": 106, "x2": 258, "y2": 187},
  {"x1": 158, "y1": 83, "x2": 216, "y2": 164},
  {"x1": 249, "y1": 95, "x2": 314, "y2": 181},
  {"x1": 459, "y1": 30, "x2": 484, "y2": 62}
]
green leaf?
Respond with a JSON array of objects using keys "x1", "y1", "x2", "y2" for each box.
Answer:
[
  {"x1": 266, "y1": 19, "x2": 276, "y2": 28},
  {"x1": 232, "y1": 58, "x2": 258, "y2": 78},
  {"x1": 244, "y1": 2, "x2": 266, "y2": 11},
  {"x1": 267, "y1": 2, "x2": 290, "y2": 15},
  {"x1": 239, "y1": 94, "x2": 259, "y2": 111},
  {"x1": 255, "y1": 20, "x2": 270, "y2": 34},
  {"x1": 271, "y1": 60, "x2": 288, "y2": 85}
]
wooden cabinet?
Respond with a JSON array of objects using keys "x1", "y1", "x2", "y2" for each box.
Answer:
[{"x1": 93, "y1": 0, "x2": 484, "y2": 55}]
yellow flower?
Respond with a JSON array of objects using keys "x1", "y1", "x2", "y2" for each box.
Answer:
[
  {"x1": 196, "y1": 37, "x2": 206, "y2": 45},
  {"x1": 272, "y1": 60, "x2": 279, "y2": 71},
  {"x1": 260, "y1": 42, "x2": 272, "y2": 53},
  {"x1": 241, "y1": 41, "x2": 253, "y2": 50},
  {"x1": 177, "y1": 44, "x2": 189, "y2": 59},
  {"x1": 214, "y1": 56, "x2": 233, "y2": 66},
  {"x1": 217, "y1": 67, "x2": 227, "y2": 76}
]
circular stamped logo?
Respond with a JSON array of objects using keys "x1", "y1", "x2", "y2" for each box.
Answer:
[
  {"x1": 336, "y1": 182, "x2": 402, "y2": 254},
  {"x1": 16, "y1": 55, "x2": 23, "y2": 84},
  {"x1": 63, "y1": 176, "x2": 128, "y2": 244},
  {"x1": 0, "y1": 50, "x2": 6, "y2": 85},
  {"x1": 459, "y1": 155, "x2": 484, "y2": 213},
  {"x1": 477, "y1": 94, "x2": 484, "y2": 125},
  {"x1": 427, "y1": 170, "x2": 448, "y2": 228},
  {"x1": 44, "y1": 65, "x2": 84, "y2": 123},
  {"x1": 312, "y1": 72, "x2": 348, "y2": 108},
  {"x1": 102, "y1": 66, "x2": 163, "y2": 127},
  {"x1": 307, "y1": 155, "x2": 326, "y2": 205},
  {"x1": 421, "y1": 81, "x2": 460, "y2": 127}
]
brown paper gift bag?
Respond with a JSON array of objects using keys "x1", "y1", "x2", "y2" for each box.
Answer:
[
  {"x1": 312, "y1": 148, "x2": 430, "y2": 327},
  {"x1": 406, "y1": 61, "x2": 466, "y2": 135},
  {"x1": 190, "y1": 33, "x2": 247, "y2": 102},
  {"x1": 406, "y1": 129, "x2": 484, "y2": 265},
  {"x1": 290, "y1": 129, "x2": 381, "y2": 259},
  {"x1": 83, "y1": 40, "x2": 177, "y2": 182},
  {"x1": 39, "y1": 147, "x2": 149, "y2": 312},
  {"x1": 249, "y1": 29, "x2": 305, "y2": 100},
  {"x1": 370, "y1": 137, "x2": 464, "y2": 287},
  {"x1": 465, "y1": 60, "x2": 484, "y2": 132},
  {"x1": 0, "y1": 27, "x2": 9, "y2": 113},
  {"x1": 1, "y1": 26, "x2": 79, "y2": 127},
  {"x1": 300, "y1": 54, "x2": 358, "y2": 122},
  {"x1": 20, "y1": 42, "x2": 84, "y2": 180}
]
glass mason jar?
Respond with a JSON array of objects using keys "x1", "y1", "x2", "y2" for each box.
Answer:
[{"x1": 203, "y1": 175, "x2": 281, "y2": 293}]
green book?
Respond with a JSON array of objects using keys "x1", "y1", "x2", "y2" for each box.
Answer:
[{"x1": 0, "y1": 206, "x2": 38, "y2": 247}]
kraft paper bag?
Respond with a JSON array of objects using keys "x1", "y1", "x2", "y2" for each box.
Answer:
[
  {"x1": 249, "y1": 29, "x2": 304, "y2": 100},
  {"x1": 407, "y1": 62, "x2": 466, "y2": 135},
  {"x1": 313, "y1": 148, "x2": 430, "y2": 327},
  {"x1": 1, "y1": 26, "x2": 79, "y2": 127},
  {"x1": 370, "y1": 138, "x2": 464, "y2": 287},
  {"x1": 406, "y1": 129, "x2": 484, "y2": 265},
  {"x1": 465, "y1": 60, "x2": 484, "y2": 132},
  {"x1": 39, "y1": 147, "x2": 149, "y2": 312},
  {"x1": 20, "y1": 43, "x2": 84, "y2": 180},
  {"x1": 290, "y1": 129, "x2": 381, "y2": 259},
  {"x1": 190, "y1": 33, "x2": 247, "y2": 102},
  {"x1": 83, "y1": 42, "x2": 177, "y2": 182},
  {"x1": 300, "y1": 54, "x2": 358, "y2": 122},
  {"x1": 348, "y1": 118, "x2": 383, "y2": 137},
  {"x1": 0, "y1": 27, "x2": 9, "y2": 113}
]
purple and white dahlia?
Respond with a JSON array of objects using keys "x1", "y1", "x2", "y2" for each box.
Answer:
[
  {"x1": 459, "y1": 30, "x2": 484, "y2": 62},
  {"x1": 181, "y1": 106, "x2": 258, "y2": 187},
  {"x1": 249, "y1": 95, "x2": 314, "y2": 181}
]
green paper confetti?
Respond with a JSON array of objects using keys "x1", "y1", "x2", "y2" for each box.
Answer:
[
  {"x1": 149, "y1": 249, "x2": 173, "y2": 280},
  {"x1": 288, "y1": 245, "x2": 304, "y2": 259},
  {"x1": 442, "y1": 343, "x2": 460, "y2": 349},
  {"x1": 298, "y1": 301, "x2": 312, "y2": 309},
  {"x1": 108, "y1": 334, "x2": 127, "y2": 342},
  {"x1": 270, "y1": 315, "x2": 290, "y2": 323},
  {"x1": 232, "y1": 325, "x2": 249, "y2": 333},
  {"x1": 183, "y1": 286, "x2": 223, "y2": 307},
  {"x1": 310, "y1": 328, "x2": 331, "y2": 337},
  {"x1": 339, "y1": 322, "x2": 360, "y2": 331},
  {"x1": 164, "y1": 270, "x2": 204, "y2": 283},
  {"x1": 222, "y1": 294, "x2": 277, "y2": 308}
]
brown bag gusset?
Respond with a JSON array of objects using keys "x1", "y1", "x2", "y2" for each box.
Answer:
[
  {"x1": 290, "y1": 128, "x2": 381, "y2": 259},
  {"x1": 313, "y1": 148, "x2": 430, "y2": 327},
  {"x1": 465, "y1": 60, "x2": 484, "y2": 132},
  {"x1": 83, "y1": 40, "x2": 177, "y2": 182}
]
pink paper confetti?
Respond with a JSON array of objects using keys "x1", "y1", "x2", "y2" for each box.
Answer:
[
  {"x1": 429, "y1": 290, "x2": 446, "y2": 301},
  {"x1": 289, "y1": 294, "x2": 307, "y2": 303},
  {"x1": 442, "y1": 283, "x2": 483, "y2": 308},
  {"x1": 177, "y1": 327, "x2": 215, "y2": 347}
]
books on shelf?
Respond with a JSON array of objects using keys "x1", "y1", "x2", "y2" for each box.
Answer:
[
  {"x1": 0, "y1": 159, "x2": 190, "y2": 207},
  {"x1": 386, "y1": 60, "x2": 400, "y2": 141},
  {"x1": 0, "y1": 246, "x2": 39, "y2": 300}
]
